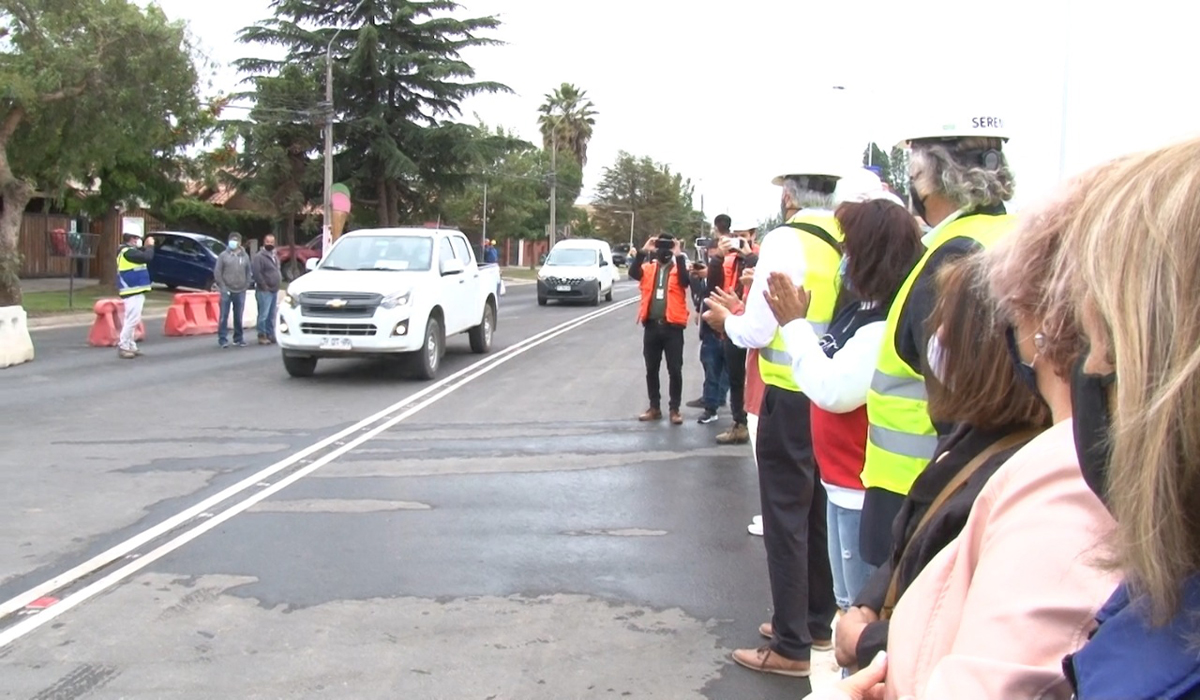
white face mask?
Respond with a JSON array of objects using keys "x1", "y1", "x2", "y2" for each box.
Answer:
[{"x1": 926, "y1": 334, "x2": 948, "y2": 385}]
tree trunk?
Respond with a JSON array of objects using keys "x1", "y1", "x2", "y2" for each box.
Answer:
[
  {"x1": 386, "y1": 180, "x2": 400, "y2": 227},
  {"x1": 376, "y1": 177, "x2": 390, "y2": 227},
  {"x1": 0, "y1": 180, "x2": 32, "y2": 307}
]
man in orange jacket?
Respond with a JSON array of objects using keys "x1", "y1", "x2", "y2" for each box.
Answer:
[{"x1": 628, "y1": 233, "x2": 692, "y2": 425}]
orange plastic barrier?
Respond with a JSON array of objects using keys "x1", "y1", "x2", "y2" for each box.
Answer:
[
  {"x1": 88, "y1": 298, "x2": 147, "y2": 347},
  {"x1": 164, "y1": 292, "x2": 219, "y2": 336}
]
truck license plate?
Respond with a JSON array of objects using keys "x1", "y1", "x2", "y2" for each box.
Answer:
[
  {"x1": 319, "y1": 337, "x2": 352, "y2": 350},
  {"x1": 556, "y1": 285, "x2": 571, "y2": 292}
]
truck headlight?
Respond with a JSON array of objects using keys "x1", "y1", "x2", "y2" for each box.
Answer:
[
  {"x1": 381, "y1": 290, "x2": 412, "y2": 309},
  {"x1": 282, "y1": 292, "x2": 299, "y2": 308}
]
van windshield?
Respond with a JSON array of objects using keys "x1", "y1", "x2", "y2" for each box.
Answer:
[{"x1": 545, "y1": 248, "x2": 597, "y2": 266}]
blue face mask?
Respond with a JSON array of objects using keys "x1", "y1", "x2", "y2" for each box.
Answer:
[{"x1": 228, "y1": 240, "x2": 239, "y2": 249}]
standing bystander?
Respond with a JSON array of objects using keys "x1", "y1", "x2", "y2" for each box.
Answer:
[
  {"x1": 253, "y1": 234, "x2": 282, "y2": 344},
  {"x1": 215, "y1": 232, "x2": 253, "y2": 348}
]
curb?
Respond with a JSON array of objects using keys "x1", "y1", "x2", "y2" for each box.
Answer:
[{"x1": 501, "y1": 278, "x2": 536, "y2": 286}]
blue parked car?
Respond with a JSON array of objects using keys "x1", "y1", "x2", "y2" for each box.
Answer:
[{"x1": 147, "y1": 231, "x2": 227, "y2": 291}]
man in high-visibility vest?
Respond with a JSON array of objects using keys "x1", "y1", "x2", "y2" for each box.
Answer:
[
  {"x1": 855, "y1": 116, "x2": 1017, "y2": 570},
  {"x1": 115, "y1": 230, "x2": 156, "y2": 359},
  {"x1": 705, "y1": 164, "x2": 849, "y2": 677}
]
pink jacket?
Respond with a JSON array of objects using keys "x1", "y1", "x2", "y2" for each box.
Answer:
[{"x1": 885, "y1": 420, "x2": 1119, "y2": 700}]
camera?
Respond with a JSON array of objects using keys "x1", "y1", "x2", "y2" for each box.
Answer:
[{"x1": 655, "y1": 235, "x2": 677, "y2": 252}]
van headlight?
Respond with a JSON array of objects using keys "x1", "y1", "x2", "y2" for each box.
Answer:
[
  {"x1": 581, "y1": 274, "x2": 597, "y2": 282},
  {"x1": 282, "y1": 292, "x2": 299, "y2": 308},
  {"x1": 381, "y1": 289, "x2": 412, "y2": 309}
]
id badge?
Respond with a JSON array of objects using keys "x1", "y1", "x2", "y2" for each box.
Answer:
[{"x1": 656, "y1": 288, "x2": 665, "y2": 300}]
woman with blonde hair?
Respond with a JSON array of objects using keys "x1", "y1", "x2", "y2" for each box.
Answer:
[{"x1": 1050, "y1": 138, "x2": 1200, "y2": 699}]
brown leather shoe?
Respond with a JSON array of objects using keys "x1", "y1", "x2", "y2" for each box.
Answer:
[
  {"x1": 638, "y1": 408, "x2": 663, "y2": 422},
  {"x1": 716, "y1": 422, "x2": 750, "y2": 445},
  {"x1": 731, "y1": 645, "x2": 810, "y2": 677},
  {"x1": 669, "y1": 410, "x2": 683, "y2": 425},
  {"x1": 758, "y1": 622, "x2": 832, "y2": 651}
]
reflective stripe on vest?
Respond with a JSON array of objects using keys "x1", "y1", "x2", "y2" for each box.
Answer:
[
  {"x1": 117, "y1": 245, "x2": 152, "y2": 297},
  {"x1": 757, "y1": 212, "x2": 843, "y2": 392},
  {"x1": 861, "y1": 212, "x2": 1016, "y2": 495},
  {"x1": 636, "y1": 260, "x2": 690, "y2": 326}
]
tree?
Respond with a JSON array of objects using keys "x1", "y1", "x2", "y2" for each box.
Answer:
[
  {"x1": 888, "y1": 145, "x2": 911, "y2": 198},
  {"x1": 238, "y1": 0, "x2": 511, "y2": 228},
  {"x1": 227, "y1": 64, "x2": 323, "y2": 274},
  {"x1": 590, "y1": 152, "x2": 701, "y2": 246},
  {"x1": 537, "y1": 82, "x2": 598, "y2": 169},
  {"x1": 437, "y1": 124, "x2": 581, "y2": 244},
  {"x1": 862, "y1": 142, "x2": 892, "y2": 185},
  {"x1": 0, "y1": 0, "x2": 204, "y2": 305}
]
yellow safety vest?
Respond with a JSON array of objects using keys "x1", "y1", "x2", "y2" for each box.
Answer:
[
  {"x1": 757, "y1": 212, "x2": 844, "y2": 392},
  {"x1": 861, "y1": 211, "x2": 1015, "y2": 495},
  {"x1": 116, "y1": 245, "x2": 152, "y2": 297}
]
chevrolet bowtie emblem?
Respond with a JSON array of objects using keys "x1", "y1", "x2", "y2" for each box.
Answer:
[{"x1": 325, "y1": 299, "x2": 347, "y2": 308}]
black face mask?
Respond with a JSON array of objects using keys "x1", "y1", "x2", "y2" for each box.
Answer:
[
  {"x1": 656, "y1": 249, "x2": 674, "y2": 263},
  {"x1": 1070, "y1": 354, "x2": 1116, "y2": 505},
  {"x1": 264, "y1": 245, "x2": 275, "y2": 252},
  {"x1": 1004, "y1": 326, "x2": 1041, "y2": 396},
  {"x1": 909, "y1": 183, "x2": 928, "y2": 221}
]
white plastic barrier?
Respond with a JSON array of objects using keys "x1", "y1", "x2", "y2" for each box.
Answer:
[
  {"x1": 241, "y1": 292, "x2": 258, "y2": 330},
  {"x1": 0, "y1": 305, "x2": 35, "y2": 368}
]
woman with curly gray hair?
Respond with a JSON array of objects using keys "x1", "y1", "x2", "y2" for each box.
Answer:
[{"x1": 857, "y1": 117, "x2": 1020, "y2": 571}]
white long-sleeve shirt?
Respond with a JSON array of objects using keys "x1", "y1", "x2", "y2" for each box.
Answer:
[
  {"x1": 779, "y1": 316, "x2": 885, "y2": 415},
  {"x1": 724, "y1": 212, "x2": 830, "y2": 349}
]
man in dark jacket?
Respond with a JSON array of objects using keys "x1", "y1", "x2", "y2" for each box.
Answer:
[
  {"x1": 252, "y1": 234, "x2": 282, "y2": 344},
  {"x1": 115, "y1": 231, "x2": 155, "y2": 359}
]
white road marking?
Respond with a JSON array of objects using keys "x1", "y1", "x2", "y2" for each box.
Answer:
[{"x1": 0, "y1": 297, "x2": 638, "y2": 631}]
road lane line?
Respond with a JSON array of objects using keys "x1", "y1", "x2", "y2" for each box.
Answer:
[
  {"x1": 0, "y1": 295, "x2": 638, "y2": 648},
  {"x1": 0, "y1": 296, "x2": 638, "y2": 622}
]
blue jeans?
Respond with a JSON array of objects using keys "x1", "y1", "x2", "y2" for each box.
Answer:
[
  {"x1": 700, "y1": 332, "x2": 729, "y2": 411},
  {"x1": 218, "y1": 290, "x2": 245, "y2": 345},
  {"x1": 827, "y1": 501, "x2": 876, "y2": 611},
  {"x1": 256, "y1": 290, "x2": 278, "y2": 340}
]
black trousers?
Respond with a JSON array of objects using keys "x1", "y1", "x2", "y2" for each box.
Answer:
[
  {"x1": 724, "y1": 337, "x2": 748, "y2": 425},
  {"x1": 643, "y1": 321, "x2": 685, "y2": 411},
  {"x1": 756, "y1": 385, "x2": 837, "y2": 660},
  {"x1": 859, "y1": 487, "x2": 907, "y2": 567}
]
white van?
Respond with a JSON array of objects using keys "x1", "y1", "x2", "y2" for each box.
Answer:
[{"x1": 536, "y1": 239, "x2": 616, "y2": 306}]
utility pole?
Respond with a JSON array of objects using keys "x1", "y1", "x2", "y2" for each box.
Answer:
[
  {"x1": 323, "y1": 1, "x2": 365, "y2": 248},
  {"x1": 699, "y1": 193, "x2": 704, "y2": 239},
  {"x1": 547, "y1": 114, "x2": 567, "y2": 250},
  {"x1": 481, "y1": 181, "x2": 488, "y2": 246}
]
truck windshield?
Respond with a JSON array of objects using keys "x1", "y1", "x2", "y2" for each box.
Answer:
[
  {"x1": 321, "y1": 236, "x2": 434, "y2": 271},
  {"x1": 545, "y1": 249, "x2": 597, "y2": 266}
]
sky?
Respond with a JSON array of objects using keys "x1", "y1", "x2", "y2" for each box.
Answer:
[{"x1": 163, "y1": 0, "x2": 1200, "y2": 224}]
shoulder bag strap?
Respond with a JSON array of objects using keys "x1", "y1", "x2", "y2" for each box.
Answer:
[
  {"x1": 880, "y1": 427, "x2": 1041, "y2": 619},
  {"x1": 782, "y1": 221, "x2": 843, "y2": 255}
]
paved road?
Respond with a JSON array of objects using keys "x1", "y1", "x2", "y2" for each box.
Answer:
[{"x1": 0, "y1": 281, "x2": 838, "y2": 698}]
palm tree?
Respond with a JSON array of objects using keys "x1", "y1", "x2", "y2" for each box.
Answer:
[{"x1": 538, "y1": 83, "x2": 598, "y2": 167}]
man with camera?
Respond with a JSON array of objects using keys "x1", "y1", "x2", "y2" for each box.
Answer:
[
  {"x1": 714, "y1": 223, "x2": 760, "y2": 444},
  {"x1": 628, "y1": 233, "x2": 691, "y2": 425}
]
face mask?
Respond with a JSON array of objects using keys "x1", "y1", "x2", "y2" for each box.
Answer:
[
  {"x1": 264, "y1": 245, "x2": 275, "y2": 252},
  {"x1": 657, "y1": 248, "x2": 674, "y2": 263},
  {"x1": 926, "y1": 335, "x2": 948, "y2": 384},
  {"x1": 228, "y1": 240, "x2": 239, "y2": 249},
  {"x1": 1004, "y1": 326, "x2": 1041, "y2": 395},
  {"x1": 909, "y1": 183, "x2": 928, "y2": 221},
  {"x1": 1070, "y1": 354, "x2": 1116, "y2": 505}
]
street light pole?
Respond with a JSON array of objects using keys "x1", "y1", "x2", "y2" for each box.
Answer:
[{"x1": 615, "y1": 210, "x2": 635, "y2": 247}]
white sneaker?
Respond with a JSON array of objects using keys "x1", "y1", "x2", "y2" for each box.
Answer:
[
  {"x1": 752, "y1": 515, "x2": 762, "y2": 524},
  {"x1": 747, "y1": 521, "x2": 763, "y2": 537}
]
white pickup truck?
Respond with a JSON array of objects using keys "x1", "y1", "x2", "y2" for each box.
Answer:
[{"x1": 277, "y1": 227, "x2": 502, "y2": 380}]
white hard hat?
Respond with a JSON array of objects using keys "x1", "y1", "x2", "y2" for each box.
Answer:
[
  {"x1": 834, "y1": 168, "x2": 887, "y2": 205},
  {"x1": 123, "y1": 230, "x2": 144, "y2": 239},
  {"x1": 770, "y1": 167, "x2": 845, "y2": 187},
  {"x1": 898, "y1": 114, "x2": 1009, "y2": 149},
  {"x1": 731, "y1": 221, "x2": 759, "y2": 232}
]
